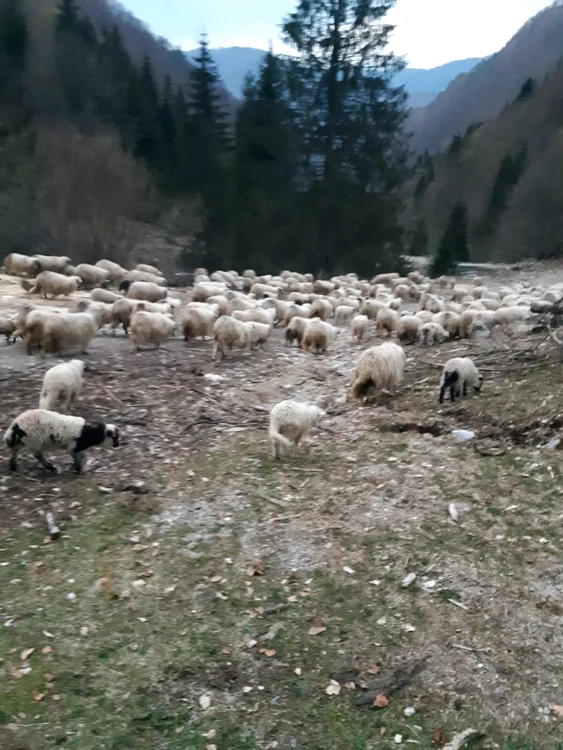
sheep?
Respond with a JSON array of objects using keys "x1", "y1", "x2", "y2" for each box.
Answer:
[
  {"x1": 351, "y1": 314, "x2": 369, "y2": 344},
  {"x1": 334, "y1": 305, "x2": 356, "y2": 327},
  {"x1": 0, "y1": 316, "x2": 16, "y2": 344},
  {"x1": 416, "y1": 310, "x2": 434, "y2": 324},
  {"x1": 232, "y1": 308, "x2": 276, "y2": 326},
  {"x1": 73, "y1": 263, "x2": 110, "y2": 289},
  {"x1": 480, "y1": 298, "x2": 500, "y2": 311},
  {"x1": 394, "y1": 283, "x2": 411, "y2": 301},
  {"x1": 3, "y1": 253, "x2": 41, "y2": 277},
  {"x1": 419, "y1": 322, "x2": 449, "y2": 346},
  {"x1": 433, "y1": 311, "x2": 460, "y2": 338},
  {"x1": 41, "y1": 312, "x2": 97, "y2": 355},
  {"x1": 472, "y1": 276, "x2": 484, "y2": 286},
  {"x1": 439, "y1": 357, "x2": 483, "y2": 404},
  {"x1": 129, "y1": 308, "x2": 176, "y2": 351},
  {"x1": 359, "y1": 299, "x2": 387, "y2": 320},
  {"x1": 350, "y1": 342, "x2": 406, "y2": 402},
  {"x1": 28, "y1": 270, "x2": 82, "y2": 299},
  {"x1": 191, "y1": 281, "x2": 227, "y2": 302},
  {"x1": 245, "y1": 321, "x2": 272, "y2": 349},
  {"x1": 458, "y1": 310, "x2": 477, "y2": 339},
  {"x1": 90, "y1": 288, "x2": 122, "y2": 304},
  {"x1": 397, "y1": 315, "x2": 421, "y2": 345},
  {"x1": 375, "y1": 307, "x2": 400, "y2": 338},
  {"x1": 75, "y1": 300, "x2": 113, "y2": 329},
  {"x1": 285, "y1": 316, "x2": 309, "y2": 347},
  {"x1": 492, "y1": 307, "x2": 530, "y2": 327},
  {"x1": 250, "y1": 282, "x2": 280, "y2": 299},
  {"x1": 136, "y1": 263, "x2": 163, "y2": 277},
  {"x1": 206, "y1": 295, "x2": 229, "y2": 317},
  {"x1": 372, "y1": 272, "x2": 399, "y2": 286},
  {"x1": 95, "y1": 259, "x2": 127, "y2": 283},
  {"x1": 260, "y1": 298, "x2": 290, "y2": 325},
  {"x1": 39, "y1": 359, "x2": 85, "y2": 412},
  {"x1": 33, "y1": 255, "x2": 73, "y2": 274},
  {"x1": 212, "y1": 315, "x2": 251, "y2": 363},
  {"x1": 313, "y1": 280, "x2": 335, "y2": 295},
  {"x1": 124, "y1": 269, "x2": 165, "y2": 286},
  {"x1": 22, "y1": 309, "x2": 56, "y2": 354},
  {"x1": 121, "y1": 280, "x2": 168, "y2": 303},
  {"x1": 5, "y1": 409, "x2": 119, "y2": 474},
  {"x1": 301, "y1": 319, "x2": 338, "y2": 354},
  {"x1": 311, "y1": 298, "x2": 333, "y2": 321},
  {"x1": 268, "y1": 400, "x2": 326, "y2": 460},
  {"x1": 182, "y1": 305, "x2": 218, "y2": 342}
]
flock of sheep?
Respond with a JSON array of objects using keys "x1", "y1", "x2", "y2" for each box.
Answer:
[{"x1": 0, "y1": 251, "x2": 555, "y2": 472}]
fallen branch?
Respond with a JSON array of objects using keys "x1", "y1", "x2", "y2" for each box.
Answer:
[{"x1": 442, "y1": 728, "x2": 481, "y2": 750}]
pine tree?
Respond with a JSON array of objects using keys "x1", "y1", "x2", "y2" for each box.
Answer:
[
  {"x1": 409, "y1": 218, "x2": 428, "y2": 256},
  {"x1": 430, "y1": 202, "x2": 469, "y2": 277},
  {"x1": 282, "y1": 0, "x2": 408, "y2": 275},
  {"x1": 481, "y1": 146, "x2": 527, "y2": 236},
  {"x1": 0, "y1": 0, "x2": 28, "y2": 122}
]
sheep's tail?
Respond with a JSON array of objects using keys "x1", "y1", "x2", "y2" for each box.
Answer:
[
  {"x1": 439, "y1": 370, "x2": 458, "y2": 404},
  {"x1": 268, "y1": 427, "x2": 293, "y2": 449}
]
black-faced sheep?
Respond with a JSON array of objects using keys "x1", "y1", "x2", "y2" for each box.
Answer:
[
  {"x1": 350, "y1": 342, "x2": 406, "y2": 402},
  {"x1": 439, "y1": 357, "x2": 483, "y2": 404},
  {"x1": 269, "y1": 400, "x2": 326, "y2": 459},
  {"x1": 5, "y1": 409, "x2": 119, "y2": 474},
  {"x1": 40, "y1": 359, "x2": 85, "y2": 412}
]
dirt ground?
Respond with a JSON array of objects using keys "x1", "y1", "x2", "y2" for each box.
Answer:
[{"x1": 0, "y1": 269, "x2": 562, "y2": 750}]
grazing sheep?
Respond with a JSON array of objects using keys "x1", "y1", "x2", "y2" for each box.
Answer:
[
  {"x1": 433, "y1": 311, "x2": 460, "y2": 338},
  {"x1": 425, "y1": 296, "x2": 445, "y2": 314},
  {"x1": 28, "y1": 270, "x2": 82, "y2": 299},
  {"x1": 3, "y1": 253, "x2": 41, "y2": 277},
  {"x1": 5, "y1": 409, "x2": 119, "y2": 474},
  {"x1": 41, "y1": 312, "x2": 97, "y2": 355},
  {"x1": 397, "y1": 315, "x2": 421, "y2": 345},
  {"x1": 182, "y1": 305, "x2": 218, "y2": 341},
  {"x1": 122, "y1": 280, "x2": 168, "y2": 303},
  {"x1": 375, "y1": 307, "x2": 400, "y2": 338},
  {"x1": 458, "y1": 309, "x2": 477, "y2": 339},
  {"x1": 269, "y1": 400, "x2": 326, "y2": 459},
  {"x1": 129, "y1": 308, "x2": 176, "y2": 351},
  {"x1": 419, "y1": 322, "x2": 449, "y2": 346},
  {"x1": 212, "y1": 315, "x2": 251, "y2": 363},
  {"x1": 95, "y1": 259, "x2": 127, "y2": 283},
  {"x1": 439, "y1": 357, "x2": 483, "y2": 404},
  {"x1": 0, "y1": 316, "x2": 16, "y2": 344},
  {"x1": 33, "y1": 255, "x2": 73, "y2": 274},
  {"x1": 74, "y1": 264, "x2": 110, "y2": 289},
  {"x1": 301, "y1": 319, "x2": 337, "y2": 354},
  {"x1": 350, "y1": 342, "x2": 406, "y2": 402},
  {"x1": 334, "y1": 305, "x2": 356, "y2": 326},
  {"x1": 285, "y1": 316, "x2": 309, "y2": 347},
  {"x1": 351, "y1": 314, "x2": 369, "y2": 344},
  {"x1": 245, "y1": 321, "x2": 271, "y2": 349},
  {"x1": 39, "y1": 359, "x2": 85, "y2": 412},
  {"x1": 492, "y1": 306, "x2": 530, "y2": 327},
  {"x1": 90, "y1": 288, "x2": 122, "y2": 304}
]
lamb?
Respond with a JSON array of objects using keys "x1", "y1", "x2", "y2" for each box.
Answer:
[
  {"x1": 39, "y1": 359, "x2": 85, "y2": 412},
  {"x1": 419, "y1": 322, "x2": 449, "y2": 346},
  {"x1": 3, "y1": 253, "x2": 41, "y2": 277},
  {"x1": 245, "y1": 321, "x2": 272, "y2": 349},
  {"x1": 41, "y1": 312, "x2": 97, "y2": 355},
  {"x1": 301, "y1": 319, "x2": 338, "y2": 354},
  {"x1": 33, "y1": 255, "x2": 73, "y2": 274},
  {"x1": 351, "y1": 314, "x2": 369, "y2": 344},
  {"x1": 129, "y1": 308, "x2": 176, "y2": 351},
  {"x1": 182, "y1": 305, "x2": 218, "y2": 341},
  {"x1": 74, "y1": 263, "x2": 110, "y2": 289},
  {"x1": 28, "y1": 270, "x2": 82, "y2": 299},
  {"x1": 375, "y1": 307, "x2": 400, "y2": 337},
  {"x1": 95, "y1": 259, "x2": 127, "y2": 283},
  {"x1": 285, "y1": 316, "x2": 309, "y2": 347},
  {"x1": 268, "y1": 400, "x2": 326, "y2": 459},
  {"x1": 350, "y1": 342, "x2": 406, "y2": 402},
  {"x1": 5, "y1": 409, "x2": 119, "y2": 474},
  {"x1": 212, "y1": 315, "x2": 251, "y2": 363},
  {"x1": 439, "y1": 357, "x2": 483, "y2": 404},
  {"x1": 90, "y1": 288, "x2": 122, "y2": 304},
  {"x1": 121, "y1": 280, "x2": 168, "y2": 303},
  {"x1": 0, "y1": 316, "x2": 16, "y2": 344},
  {"x1": 397, "y1": 315, "x2": 421, "y2": 345}
]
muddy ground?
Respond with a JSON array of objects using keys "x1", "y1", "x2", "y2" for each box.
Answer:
[{"x1": 0, "y1": 269, "x2": 562, "y2": 749}]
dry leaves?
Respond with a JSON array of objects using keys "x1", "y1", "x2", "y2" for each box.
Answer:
[
  {"x1": 307, "y1": 624, "x2": 326, "y2": 636},
  {"x1": 549, "y1": 705, "x2": 563, "y2": 718},
  {"x1": 325, "y1": 680, "x2": 341, "y2": 696},
  {"x1": 199, "y1": 694, "x2": 211, "y2": 711},
  {"x1": 246, "y1": 559, "x2": 264, "y2": 577},
  {"x1": 372, "y1": 694, "x2": 389, "y2": 708},
  {"x1": 263, "y1": 622, "x2": 284, "y2": 641},
  {"x1": 20, "y1": 648, "x2": 35, "y2": 662},
  {"x1": 259, "y1": 648, "x2": 276, "y2": 657},
  {"x1": 42, "y1": 646, "x2": 52, "y2": 655},
  {"x1": 33, "y1": 692, "x2": 45, "y2": 702},
  {"x1": 367, "y1": 665, "x2": 379, "y2": 675}
]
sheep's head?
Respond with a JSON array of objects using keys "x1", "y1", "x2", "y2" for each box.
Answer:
[
  {"x1": 474, "y1": 373, "x2": 484, "y2": 393},
  {"x1": 104, "y1": 424, "x2": 120, "y2": 448}
]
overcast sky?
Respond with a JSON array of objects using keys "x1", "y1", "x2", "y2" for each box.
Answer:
[{"x1": 119, "y1": 0, "x2": 554, "y2": 68}]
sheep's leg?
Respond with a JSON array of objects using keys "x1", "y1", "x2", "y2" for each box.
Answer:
[
  {"x1": 34, "y1": 452, "x2": 57, "y2": 474},
  {"x1": 8, "y1": 446, "x2": 22, "y2": 472},
  {"x1": 463, "y1": 381, "x2": 468, "y2": 397},
  {"x1": 450, "y1": 385, "x2": 456, "y2": 403},
  {"x1": 439, "y1": 385, "x2": 447, "y2": 404},
  {"x1": 71, "y1": 451, "x2": 84, "y2": 473}
]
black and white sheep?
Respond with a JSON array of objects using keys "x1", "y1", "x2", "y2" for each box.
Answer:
[
  {"x1": 5, "y1": 409, "x2": 119, "y2": 474},
  {"x1": 439, "y1": 357, "x2": 483, "y2": 404}
]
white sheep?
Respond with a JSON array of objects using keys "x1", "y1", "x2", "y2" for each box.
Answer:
[
  {"x1": 375, "y1": 307, "x2": 400, "y2": 338},
  {"x1": 28, "y1": 270, "x2": 82, "y2": 299},
  {"x1": 232, "y1": 308, "x2": 276, "y2": 326},
  {"x1": 182, "y1": 305, "x2": 218, "y2": 342},
  {"x1": 33, "y1": 255, "x2": 73, "y2": 274},
  {"x1": 492, "y1": 307, "x2": 530, "y2": 327},
  {"x1": 397, "y1": 315, "x2": 421, "y2": 345},
  {"x1": 122, "y1": 280, "x2": 168, "y2": 303},
  {"x1": 350, "y1": 342, "x2": 406, "y2": 402},
  {"x1": 301, "y1": 319, "x2": 338, "y2": 354},
  {"x1": 334, "y1": 305, "x2": 356, "y2": 327},
  {"x1": 311, "y1": 298, "x2": 333, "y2": 321},
  {"x1": 136, "y1": 263, "x2": 163, "y2": 277},
  {"x1": 39, "y1": 359, "x2": 85, "y2": 412},
  {"x1": 3, "y1": 253, "x2": 41, "y2": 277},
  {"x1": 269, "y1": 400, "x2": 326, "y2": 459},
  {"x1": 372, "y1": 272, "x2": 399, "y2": 286},
  {"x1": 313, "y1": 280, "x2": 335, "y2": 295},
  {"x1": 74, "y1": 264, "x2": 110, "y2": 289},
  {"x1": 212, "y1": 315, "x2": 251, "y2": 363},
  {"x1": 285, "y1": 316, "x2": 309, "y2": 347},
  {"x1": 419, "y1": 322, "x2": 449, "y2": 346},
  {"x1": 42, "y1": 312, "x2": 97, "y2": 356},
  {"x1": 433, "y1": 311, "x2": 460, "y2": 338},
  {"x1": 359, "y1": 299, "x2": 387, "y2": 320},
  {"x1": 458, "y1": 309, "x2": 477, "y2": 339},
  {"x1": 124, "y1": 269, "x2": 165, "y2": 286},
  {"x1": 90, "y1": 288, "x2": 122, "y2": 304},
  {"x1": 245, "y1": 321, "x2": 271, "y2": 349},
  {"x1": 95, "y1": 259, "x2": 127, "y2": 283},
  {"x1": 249, "y1": 282, "x2": 279, "y2": 299},
  {"x1": 22, "y1": 309, "x2": 55, "y2": 354},
  {"x1": 75, "y1": 300, "x2": 113, "y2": 329},
  {"x1": 129, "y1": 308, "x2": 176, "y2": 351},
  {"x1": 351, "y1": 314, "x2": 369, "y2": 344},
  {"x1": 416, "y1": 310, "x2": 434, "y2": 324},
  {"x1": 439, "y1": 357, "x2": 483, "y2": 404},
  {"x1": 0, "y1": 316, "x2": 16, "y2": 344},
  {"x1": 5, "y1": 409, "x2": 119, "y2": 474}
]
